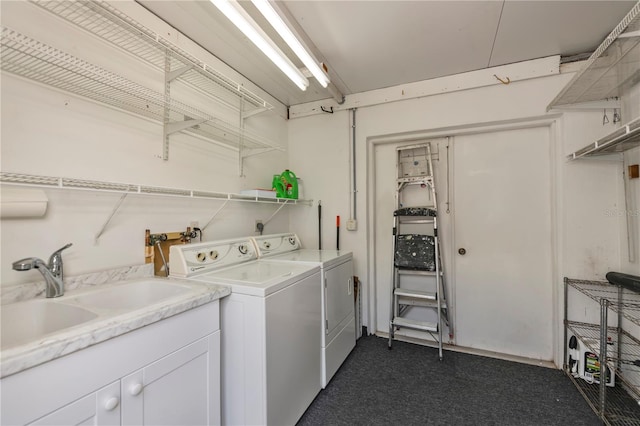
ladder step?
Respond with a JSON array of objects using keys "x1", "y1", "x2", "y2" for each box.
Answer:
[
  {"x1": 398, "y1": 298, "x2": 447, "y2": 309},
  {"x1": 392, "y1": 317, "x2": 438, "y2": 332},
  {"x1": 394, "y1": 207, "x2": 437, "y2": 217},
  {"x1": 394, "y1": 288, "x2": 436, "y2": 300},
  {"x1": 397, "y1": 269, "x2": 442, "y2": 276},
  {"x1": 397, "y1": 218, "x2": 435, "y2": 224},
  {"x1": 397, "y1": 176, "x2": 433, "y2": 184}
]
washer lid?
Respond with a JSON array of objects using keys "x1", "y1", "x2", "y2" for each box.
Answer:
[
  {"x1": 265, "y1": 249, "x2": 352, "y2": 267},
  {"x1": 190, "y1": 261, "x2": 319, "y2": 296}
]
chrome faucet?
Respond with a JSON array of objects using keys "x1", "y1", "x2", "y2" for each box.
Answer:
[{"x1": 12, "y1": 243, "x2": 73, "y2": 298}]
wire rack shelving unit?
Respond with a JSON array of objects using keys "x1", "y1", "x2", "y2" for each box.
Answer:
[
  {"x1": 564, "y1": 278, "x2": 640, "y2": 425},
  {"x1": 1, "y1": 0, "x2": 283, "y2": 169}
]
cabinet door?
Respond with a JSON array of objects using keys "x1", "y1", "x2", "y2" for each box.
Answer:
[
  {"x1": 325, "y1": 260, "x2": 355, "y2": 335},
  {"x1": 121, "y1": 333, "x2": 220, "y2": 426},
  {"x1": 29, "y1": 381, "x2": 120, "y2": 426}
]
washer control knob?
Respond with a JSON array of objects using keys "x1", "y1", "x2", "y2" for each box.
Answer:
[
  {"x1": 238, "y1": 244, "x2": 248, "y2": 254},
  {"x1": 288, "y1": 237, "x2": 296, "y2": 245},
  {"x1": 209, "y1": 250, "x2": 219, "y2": 260},
  {"x1": 196, "y1": 252, "x2": 207, "y2": 262},
  {"x1": 263, "y1": 242, "x2": 271, "y2": 249}
]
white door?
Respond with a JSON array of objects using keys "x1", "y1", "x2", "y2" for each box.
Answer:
[
  {"x1": 452, "y1": 126, "x2": 553, "y2": 360},
  {"x1": 325, "y1": 260, "x2": 355, "y2": 336}
]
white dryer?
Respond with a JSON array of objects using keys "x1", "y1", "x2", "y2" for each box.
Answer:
[
  {"x1": 252, "y1": 233, "x2": 356, "y2": 388},
  {"x1": 170, "y1": 237, "x2": 321, "y2": 426}
]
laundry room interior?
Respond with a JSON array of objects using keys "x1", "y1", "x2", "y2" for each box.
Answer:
[{"x1": 1, "y1": 1, "x2": 639, "y2": 425}]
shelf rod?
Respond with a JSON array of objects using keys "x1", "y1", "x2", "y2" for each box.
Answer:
[
  {"x1": 263, "y1": 199, "x2": 292, "y2": 227},
  {"x1": 95, "y1": 193, "x2": 129, "y2": 243},
  {"x1": 599, "y1": 298, "x2": 609, "y2": 417},
  {"x1": 202, "y1": 199, "x2": 230, "y2": 231}
]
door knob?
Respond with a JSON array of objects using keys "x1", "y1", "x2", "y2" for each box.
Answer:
[{"x1": 458, "y1": 248, "x2": 466, "y2": 255}]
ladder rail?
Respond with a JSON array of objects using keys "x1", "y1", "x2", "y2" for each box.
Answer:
[{"x1": 389, "y1": 141, "x2": 452, "y2": 360}]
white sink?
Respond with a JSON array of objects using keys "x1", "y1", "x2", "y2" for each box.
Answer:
[
  {"x1": 1, "y1": 300, "x2": 98, "y2": 350},
  {"x1": 68, "y1": 279, "x2": 192, "y2": 310}
]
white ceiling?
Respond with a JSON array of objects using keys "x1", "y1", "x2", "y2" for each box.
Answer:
[{"x1": 137, "y1": 0, "x2": 638, "y2": 107}]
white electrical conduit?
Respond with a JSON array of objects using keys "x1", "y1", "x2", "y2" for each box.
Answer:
[{"x1": 349, "y1": 109, "x2": 357, "y2": 222}]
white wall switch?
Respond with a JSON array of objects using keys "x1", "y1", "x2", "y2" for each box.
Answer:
[{"x1": 346, "y1": 219, "x2": 357, "y2": 231}]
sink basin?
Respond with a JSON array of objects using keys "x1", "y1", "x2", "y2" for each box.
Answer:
[
  {"x1": 1, "y1": 301, "x2": 98, "y2": 350},
  {"x1": 67, "y1": 279, "x2": 192, "y2": 310}
]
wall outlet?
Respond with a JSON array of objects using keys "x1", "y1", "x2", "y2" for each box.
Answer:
[
  {"x1": 189, "y1": 221, "x2": 199, "y2": 229},
  {"x1": 346, "y1": 219, "x2": 357, "y2": 231},
  {"x1": 255, "y1": 220, "x2": 264, "y2": 233}
]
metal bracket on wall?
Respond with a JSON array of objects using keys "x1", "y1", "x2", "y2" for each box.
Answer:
[
  {"x1": 95, "y1": 193, "x2": 129, "y2": 243},
  {"x1": 202, "y1": 200, "x2": 230, "y2": 231}
]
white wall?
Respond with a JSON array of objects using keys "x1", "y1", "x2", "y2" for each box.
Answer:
[
  {"x1": 0, "y1": 2, "x2": 290, "y2": 287},
  {"x1": 289, "y1": 61, "x2": 635, "y2": 364}
]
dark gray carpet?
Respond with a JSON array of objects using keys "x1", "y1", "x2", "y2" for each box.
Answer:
[{"x1": 298, "y1": 334, "x2": 600, "y2": 426}]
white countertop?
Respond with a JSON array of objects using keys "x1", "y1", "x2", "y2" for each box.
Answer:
[{"x1": 0, "y1": 277, "x2": 230, "y2": 378}]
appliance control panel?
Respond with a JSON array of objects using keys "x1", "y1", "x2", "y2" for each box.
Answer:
[
  {"x1": 170, "y1": 238, "x2": 256, "y2": 277},
  {"x1": 252, "y1": 233, "x2": 299, "y2": 257}
]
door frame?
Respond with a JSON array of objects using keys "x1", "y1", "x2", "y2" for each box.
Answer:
[{"x1": 365, "y1": 114, "x2": 564, "y2": 365}]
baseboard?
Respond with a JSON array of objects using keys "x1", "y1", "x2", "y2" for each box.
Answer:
[{"x1": 377, "y1": 331, "x2": 557, "y2": 369}]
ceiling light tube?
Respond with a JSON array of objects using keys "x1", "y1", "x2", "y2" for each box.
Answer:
[
  {"x1": 211, "y1": 0, "x2": 309, "y2": 91},
  {"x1": 251, "y1": 0, "x2": 330, "y2": 88}
]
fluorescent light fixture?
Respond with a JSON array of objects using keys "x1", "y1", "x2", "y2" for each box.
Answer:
[
  {"x1": 251, "y1": 0, "x2": 330, "y2": 88},
  {"x1": 211, "y1": 0, "x2": 309, "y2": 91}
]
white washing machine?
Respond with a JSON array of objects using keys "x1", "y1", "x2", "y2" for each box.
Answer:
[
  {"x1": 252, "y1": 233, "x2": 356, "y2": 388},
  {"x1": 170, "y1": 237, "x2": 322, "y2": 426}
]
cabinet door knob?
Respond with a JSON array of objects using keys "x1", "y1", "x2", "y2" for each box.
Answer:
[
  {"x1": 129, "y1": 383, "x2": 143, "y2": 396},
  {"x1": 104, "y1": 397, "x2": 119, "y2": 411},
  {"x1": 458, "y1": 248, "x2": 467, "y2": 255}
]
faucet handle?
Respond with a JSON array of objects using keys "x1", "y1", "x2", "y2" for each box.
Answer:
[
  {"x1": 49, "y1": 243, "x2": 72, "y2": 274},
  {"x1": 50, "y1": 243, "x2": 73, "y2": 259}
]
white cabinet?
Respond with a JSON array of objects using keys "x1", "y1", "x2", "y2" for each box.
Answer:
[
  {"x1": 2, "y1": 302, "x2": 221, "y2": 426},
  {"x1": 121, "y1": 335, "x2": 220, "y2": 426},
  {"x1": 30, "y1": 381, "x2": 121, "y2": 426}
]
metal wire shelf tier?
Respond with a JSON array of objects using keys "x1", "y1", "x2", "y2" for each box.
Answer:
[
  {"x1": 31, "y1": 0, "x2": 272, "y2": 114},
  {"x1": 567, "y1": 278, "x2": 640, "y2": 327},
  {"x1": 0, "y1": 27, "x2": 280, "y2": 157},
  {"x1": 2, "y1": 0, "x2": 285, "y2": 166},
  {"x1": 0, "y1": 172, "x2": 312, "y2": 205},
  {"x1": 564, "y1": 278, "x2": 640, "y2": 425},
  {"x1": 567, "y1": 373, "x2": 640, "y2": 426},
  {"x1": 548, "y1": 2, "x2": 640, "y2": 108}
]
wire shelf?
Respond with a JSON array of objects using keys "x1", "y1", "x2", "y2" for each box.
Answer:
[
  {"x1": 567, "y1": 116, "x2": 640, "y2": 160},
  {"x1": 567, "y1": 373, "x2": 640, "y2": 426},
  {"x1": 0, "y1": 172, "x2": 312, "y2": 206},
  {"x1": 567, "y1": 278, "x2": 640, "y2": 327},
  {"x1": 567, "y1": 322, "x2": 640, "y2": 376},
  {"x1": 548, "y1": 2, "x2": 640, "y2": 108},
  {"x1": 31, "y1": 0, "x2": 272, "y2": 112},
  {"x1": 0, "y1": 26, "x2": 282, "y2": 153}
]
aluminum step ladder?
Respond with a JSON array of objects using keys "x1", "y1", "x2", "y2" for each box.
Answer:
[{"x1": 388, "y1": 142, "x2": 452, "y2": 360}]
